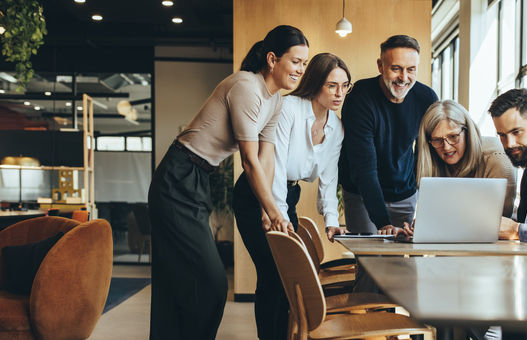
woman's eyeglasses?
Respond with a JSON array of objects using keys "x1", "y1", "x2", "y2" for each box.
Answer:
[
  {"x1": 324, "y1": 83, "x2": 353, "y2": 95},
  {"x1": 429, "y1": 129, "x2": 465, "y2": 149}
]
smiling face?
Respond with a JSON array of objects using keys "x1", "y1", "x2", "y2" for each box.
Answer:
[
  {"x1": 430, "y1": 120, "x2": 466, "y2": 168},
  {"x1": 377, "y1": 47, "x2": 419, "y2": 103},
  {"x1": 268, "y1": 44, "x2": 309, "y2": 93},
  {"x1": 493, "y1": 108, "x2": 527, "y2": 167},
  {"x1": 313, "y1": 67, "x2": 349, "y2": 112}
]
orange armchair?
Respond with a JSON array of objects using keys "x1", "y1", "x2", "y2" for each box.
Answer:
[{"x1": 0, "y1": 216, "x2": 113, "y2": 340}]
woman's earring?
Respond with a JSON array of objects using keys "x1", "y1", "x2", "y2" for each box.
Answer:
[{"x1": 270, "y1": 68, "x2": 274, "y2": 74}]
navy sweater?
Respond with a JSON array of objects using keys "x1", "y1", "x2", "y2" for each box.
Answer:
[{"x1": 338, "y1": 76, "x2": 438, "y2": 228}]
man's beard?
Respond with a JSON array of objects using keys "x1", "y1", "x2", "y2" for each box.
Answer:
[
  {"x1": 505, "y1": 145, "x2": 527, "y2": 168},
  {"x1": 382, "y1": 74, "x2": 415, "y2": 100}
]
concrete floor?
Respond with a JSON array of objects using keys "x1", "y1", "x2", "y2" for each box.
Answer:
[{"x1": 88, "y1": 265, "x2": 257, "y2": 340}]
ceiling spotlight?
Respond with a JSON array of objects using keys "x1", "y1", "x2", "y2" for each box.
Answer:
[
  {"x1": 34, "y1": 106, "x2": 41, "y2": 111},
  {"x1": 44, "y1": 91, "x2": 51, "y2": 96},
  {"x1": 24, "y1": 101, "x2": 30, "y2": 105},
  {"x1": 92, "y1": 15, "x2": 103, "y2": 21},
  {"x1": 172, "y1": 18, "x2": 183, "y2": 23},
  {"x1": 77, "y1": 106, "x2": 83, "y2": 111},
  {"x1": 335, "y1": 0, "x2": 352, "y2": 37},
  {"x1": 65, "y1": 102, "x2": 72, "y2": 107},
  {"x1": 162, "y1": 1, "x2": 173, "y2": 6},
  {"x1": 74, "y1": 0, "x2": 85, "y2": 2}
]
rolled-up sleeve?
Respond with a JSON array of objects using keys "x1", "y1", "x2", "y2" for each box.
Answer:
[
  {"x1": 317, "y1": 129, "x2": 343, "y2": 228},
  {"x1": 227, "y1": 80, "x2": 261, "y2": 142},
  {"x1": 272, "y1": 104, "x2": 294, "y2": 222}
]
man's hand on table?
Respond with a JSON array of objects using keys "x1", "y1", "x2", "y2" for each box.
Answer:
[{"x1": 377, "y1": 224, "x2": 407, "y2": 236}]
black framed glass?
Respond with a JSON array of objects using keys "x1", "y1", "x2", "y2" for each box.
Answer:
[
  {"x1": 429, "y1": 129, "x2": 465, "y2": 149},
  {"x1": 324, "y1": 83, "x2": 353, "y2": 95}
]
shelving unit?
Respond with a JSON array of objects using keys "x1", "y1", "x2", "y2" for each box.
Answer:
[
  {"x1": 83, "y1": 94, "x2": 96, "y2": 216},
  {"x1": 0, "y1": 94, "x2": 95, "y2": 216}
]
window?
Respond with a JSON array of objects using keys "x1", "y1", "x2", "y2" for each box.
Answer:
[
  {"x1": 95, "y1": 136, "x2": 151, "y2": 151},
  {"x1": 97, "y1": 137, "x2": 125, "y2": 151},
  {"x1": 432, "y1": 35, "x2": 460, "y2": 101},
  {"x1": 521, "y1": 0, "x2": 527, "y2": 87},
  {"x1": 126, "y1": 137, "x2": 152, "y2": 151},
  {"x1": 497, "y1": 0, "x2": 517, "y2": 94}
]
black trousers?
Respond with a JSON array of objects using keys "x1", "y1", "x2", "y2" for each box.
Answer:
[
  {"x1": 148, "y1": 144, "x2": 228, "y2": 340},
  {"x1": 233, "y1": 172, "x2": 301, "y2": 340}
]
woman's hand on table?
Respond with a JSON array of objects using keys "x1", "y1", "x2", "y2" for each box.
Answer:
[{"x1": 326, "y1": 226, "x2": 347, "y2": 243}]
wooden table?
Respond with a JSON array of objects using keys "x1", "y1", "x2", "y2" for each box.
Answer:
[
  {"x1": 335, "y1": 238, "x2": 527, "y2": 256},
  {"x1": 360, "y1": 256, "x2": 527, "y2": 329}
]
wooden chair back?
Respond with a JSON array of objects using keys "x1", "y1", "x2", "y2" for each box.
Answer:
[
  {"x1": 266, "y1": 231, "x2": 326, "y2": 332},
  {"x1": 298, "y1": 216, "x2": 325, "y2": 263},
  {"x1": 296, "y1": 225, "x2": 322, "y2": 273}
]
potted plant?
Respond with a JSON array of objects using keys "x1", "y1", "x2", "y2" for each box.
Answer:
[
  {"x1": 209, "y1": 155, "x2": 234, "y2": 267},
  {"x1": 0, "y1": 0, "x2": 47, "y2": 92}
]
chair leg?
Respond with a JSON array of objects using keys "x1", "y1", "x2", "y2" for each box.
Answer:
[
  {"x1": 139, "y1": 235, "x2": 146, "y2": 262},
  {"x1": 287, "y1": 308, "x2": 297, "y2": 340}
]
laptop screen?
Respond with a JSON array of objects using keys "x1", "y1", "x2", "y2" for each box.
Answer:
[{"x1": 412, "y1": 177, "x2": 507, "y2": 243}]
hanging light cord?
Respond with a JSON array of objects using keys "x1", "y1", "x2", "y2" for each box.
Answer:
[{"x1": 342, "y1": 0, "x2": 345, "y2": 17}]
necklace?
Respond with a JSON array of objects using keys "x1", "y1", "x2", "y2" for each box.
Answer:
[{"x1": 313, "y1": 129, "x2": 319, "y2": 136}]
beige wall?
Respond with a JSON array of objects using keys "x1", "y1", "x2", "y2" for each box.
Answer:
[
  {"x1": 233, "y1": 0, "x2": 433, "y2": 295},
  {"x1": 154, "y1": 61, "x2": 233, "y2": 167}
]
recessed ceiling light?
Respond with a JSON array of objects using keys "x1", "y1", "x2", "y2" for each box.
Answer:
[
  {"x1": 162, "y1": 1, "x2": 173, "y2": 6},
  {"x1": 65, "y1": 102, "x2": 72, "y2": 107},
  {"x1": 34, "y1": 106, "x2": 41, "y2": 111},
  {"x1": 172, "y1": 18, "x2": 183, "y2": 23},
  {"x1": 24, "y1": 101, "x2": 30, "y2": 105},
  {"x1": 74, "y1": 0, "x2": 85, "y2": 2},
  {"x1": 44, "y1": 91, "x2": 51, "y2": 96},
  {"x1": 92, "y1": 15, "x2": 103, "y2": 21},
  {"x1": 77, "y1": 106, "x2": 83, "y2": 111}
]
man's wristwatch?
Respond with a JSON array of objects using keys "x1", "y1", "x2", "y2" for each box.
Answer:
[{"x1": 325, "y1": 226, "x2": 329, "y2": 233}]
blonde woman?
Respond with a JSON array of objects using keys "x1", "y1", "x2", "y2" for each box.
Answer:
[{"x1": 416, "y1": 100, "x2": 516, "y2": 217}]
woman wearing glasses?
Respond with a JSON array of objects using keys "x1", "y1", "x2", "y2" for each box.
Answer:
[
  {"x1": 233, "y1": 53, "x2": 351, "y2": 340},
  {"x1": 415, "y1": 100, "x2": 516, "y2": 218}
]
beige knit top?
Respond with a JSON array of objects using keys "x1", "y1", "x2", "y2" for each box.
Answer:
[{"x1": 472, "y1": 136, "x2": 517, "y2": 217}]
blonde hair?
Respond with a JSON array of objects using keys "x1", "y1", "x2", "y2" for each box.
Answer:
[{"x1": 416, "y1": 100, "x2": 483, "y2": 187}]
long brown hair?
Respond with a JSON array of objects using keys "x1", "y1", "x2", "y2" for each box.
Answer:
[{"x1": 287, "y1": 53, "x2": 350, "y2": 100}]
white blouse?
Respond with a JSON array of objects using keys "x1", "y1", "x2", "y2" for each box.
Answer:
[{"x1": 273, "y1": 95, "x2": 344, "y2": 228}]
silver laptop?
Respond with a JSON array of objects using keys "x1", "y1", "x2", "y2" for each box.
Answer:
[{"x1": 395, "y1": 177, "x2": 507, "y2": 243}]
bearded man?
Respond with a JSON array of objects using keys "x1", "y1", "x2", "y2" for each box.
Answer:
[
  {"x1": 489, "y1": 88, "x2": 527, "y2": 242},
  {"x1": 338, "y1": 35, "x2": 438, "y2": 293}
]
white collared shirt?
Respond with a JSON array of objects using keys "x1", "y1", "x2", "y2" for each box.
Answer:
[{"x1": 273, "y1": 96, "x2": 344, "y2": 228}]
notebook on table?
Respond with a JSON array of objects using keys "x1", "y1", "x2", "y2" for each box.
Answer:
[{"x1": 394, "y1": 177, "x2": 507, "y2": 244}]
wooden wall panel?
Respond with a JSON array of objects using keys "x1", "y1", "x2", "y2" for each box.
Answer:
[{"x1": 233, "y1": 0, "x2": 432, "y2": 295}]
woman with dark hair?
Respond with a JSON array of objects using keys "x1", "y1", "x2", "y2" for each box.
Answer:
[
  {"x1": 148, "y1": 25, "x2": 309, "y2": 340},
  {"x1": 233, "y1": 53, "x2": 351, "y2": 340}
]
